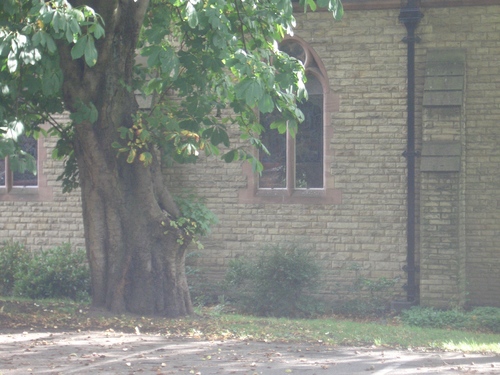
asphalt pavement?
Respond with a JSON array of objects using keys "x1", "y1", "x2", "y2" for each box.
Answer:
[{"x1": 0, "y1": 331, "x2": 498, "y2": 374}]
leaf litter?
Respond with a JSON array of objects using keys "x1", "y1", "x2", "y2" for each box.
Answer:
[{"x1": 0, "y1": 299, "x2": 499, "y2": 374}]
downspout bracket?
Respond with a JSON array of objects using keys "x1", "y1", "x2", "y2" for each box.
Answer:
[{"x1": 402, "y1": 35, "x2": 421, "y2": 44}]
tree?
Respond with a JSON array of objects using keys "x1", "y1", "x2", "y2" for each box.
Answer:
[{"x1": 0, "y1": 0, "x2": 342, "y2": 317}]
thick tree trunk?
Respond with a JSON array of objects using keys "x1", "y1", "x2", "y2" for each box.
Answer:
[
  {"x1": 59, "y1": 1, "x2": 193, "y2": 316},
  {"x1": 77, "y1": 150, "x2": 193, "y2": 317}
]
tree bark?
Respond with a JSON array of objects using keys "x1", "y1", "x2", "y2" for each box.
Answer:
[{"x1": 60, "y1": 0, "x2": 193, "y2": 316}]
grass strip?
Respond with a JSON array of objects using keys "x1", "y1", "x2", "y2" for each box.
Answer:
[{"x1": 1, "y1": 298, "x2": 499, "y2": 353}]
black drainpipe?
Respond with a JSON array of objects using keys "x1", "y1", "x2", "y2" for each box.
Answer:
[{"x1": 399, "y1": 1, "x2": 423, "y2": 303}]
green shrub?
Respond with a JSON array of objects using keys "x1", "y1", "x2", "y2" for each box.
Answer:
[
  {"x1": 171, "y1": 193, "x2": 218, "y2": 249},
  {"x1": 185, "y1": 251, "x2": 222, "y2": 306},
  {"x1": 332, "y1": 263, "x2": 400, "y2": 318},
  {"x1": 224, "y1": 245, "x2": 322, "y2": 318},
  {"x1": 469, "y1": 307, "x2": 500, "y2": 333},
  {"x1": 13, "y1": 243, "x2": 90, "y2": 301},
  {"x1": 0, "y1": 241, "x2": 31, "y2": 295},
  {"x1": 400, "y1": 306, "x2": 500, "y2": 333},
  {"x1": 400, "y1": 307, "x2": 468, "y2": 329}
]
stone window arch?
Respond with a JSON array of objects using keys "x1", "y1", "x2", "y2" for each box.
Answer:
[{"x1": 239, "y1": 36, "x2": 341, "y2": 204}]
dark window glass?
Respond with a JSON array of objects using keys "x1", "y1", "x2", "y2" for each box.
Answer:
[
  {"x1": 259, "y1": 111, "x2": 286, "y2": 189},
  {"x1": 259, "y1": 41, "x2": 325, "y2": 191},
  {"x1": 296, "y1": 93, "x2": 323, "y2": 189},
  {"x1": 280, "y1": 40, "x2": 306, "y2": 64},
  {"x1": 13, "y1": 135, "x2": 38, "y2": 187},
  {"x1": 0, "y1": 158, "x2": 5, "y2": 187}
]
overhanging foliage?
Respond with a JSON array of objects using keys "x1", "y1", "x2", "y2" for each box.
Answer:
[{"x1": 0, "y1": 0, "x2": 342, "y2": 185}]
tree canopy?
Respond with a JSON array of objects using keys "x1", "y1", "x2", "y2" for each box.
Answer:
[{"x1": 0, "y1": 0, "x2": 342, "y2": 181}]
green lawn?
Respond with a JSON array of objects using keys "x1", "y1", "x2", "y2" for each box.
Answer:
[
  {"x1": 1, "y1": 298, "x2": 499, "y2": 354},
  {"x1": 214, "y1": 313, "x2": 500, "y2": 353}
]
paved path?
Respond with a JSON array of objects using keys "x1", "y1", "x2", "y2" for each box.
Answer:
[{"x1": 0, "y1": 331, "x2": 498, "y2": 374}]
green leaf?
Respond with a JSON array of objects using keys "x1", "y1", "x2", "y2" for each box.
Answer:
[
  {"x1": 84, "y1": 35, "x2": 97, "y2": 67},
  {"x1": 235, "y1": 78, "x2": 264, "y2": 107},
  {"x1": 0, "y1": 138, "x2": 16, "y2": 158},
  {"x1": 68, "y1": 15, "x2": 81, "y2": 35},
  {"x1": 9, "y1": 151, "x2": 37, "y2": 175},
  {"x1": 139, "y1": 151, "x2": 153, "y2": 166},
  {"x1": 65, "y1": 26, "x2": 74, "y2": 43},
  {"x1": 270, "y1": 120, "x2": 287, "y2": 134},
  {"x1": 161, "y1": 50, "x2": 180, "y2": 77},
  {"x1": 250, "y1": 155, "x2": 264, "y2": 174},
  {"x1": 90, "y1": 23, "x2": 105, "y2": 39},
  {"x1": 288, "y1": 119, "x2": 298, "y2": 138},
  {"x1": 88, "y1": 103, "x2": 98, "y2": 123},
  {"x1": 142, "y1": 45, "x2": 161, "y2": 67},
  {"x1": 205, "y1": 126, "x2": 230, "y2": 147},
  {"x1": 222, "y1": 149, "x2": 237, "y2": 163},
  {"x1": 144, "y1": 78, "x2": 163, "y2": 95},
  {"x1": 126, "y1": 148, "x2": 136, "y2": 163},
  {"x1": 0, "y1": 41, "x2": 9, "y2": 56},
  {"x1": 52, "y1": 11, "x2": 67, "y2": 32},
  {"x1": 69, "y1": 8, "x2": 85, "y2": 23},
  {"x1": 71, "y1": 35, "x2": 87, "y2": 60},
  {"x1": 7, "y1": 51, "x2": 18, "y2": 72},
  {"x1": 41, "y1": 69, "x2": 62, "y2": 96},
  {"x1": 3, "y1": 0, "x2": 18, "y2": 15},
  {"x1": 118, "y1": 127, "x2": 130, "y2": 139},
  {"x1": 45, "y1": 34, "x2": 57, "y2": 53},
  {"x1": 332, "y1": 0, "x2": 344, "y2": 20},
  {"x1": 186, "y1": 2, "x2": 198, "y2": 28},
  {"x1": 32, "y1": 31, "x2": 43, "y2": 47},
  {"x1": 258, "y1": 93, "x2": 274, "y2": 114},
  {"x1": 70, "y1": 101, "x2": 98, "y2": 124},
  {"x1": 306, "y1": 0, "x2": 317, "y2": 11},
  {"x1": 317, "y1": 0, "x2": 344, "y2": 20}
]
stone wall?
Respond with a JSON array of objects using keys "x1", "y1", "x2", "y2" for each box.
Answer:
[
  {"x1": 0, "y1": 116, "x2": 85, "y2": 251},
  {"x1": 1, "y1": 3, "x2": 499, "y2": 307},
  {"x1": 419, "y1": 48, "x2": 466, "y2": 307},
  {"x1": 418, "y1": 6, "x2": 500, "y2": 307},
  {"x1": 168, "y1": 4, "x2": 500, "y2": 305},
  {"x1": 169, "y1": 6, "x2": 413, "y2": 302}
]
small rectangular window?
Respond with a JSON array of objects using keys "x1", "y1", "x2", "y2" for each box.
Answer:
[
  {"x1": 13, "y1": 135, "x2": 38, "y2": 187},
  {"x1": 1, "y1": 135, "x2": 38, "y2": 190},
  {"x1": 0, "y1": 158, "x2": 5, "y2": 187}
]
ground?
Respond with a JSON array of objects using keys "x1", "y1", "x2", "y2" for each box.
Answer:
[
  {"x1": 1, "y1": 331, "x2": 499, "y2": 374},
  {"x1": 0, "y1": 300, "x2": 499, "y2": 374}
]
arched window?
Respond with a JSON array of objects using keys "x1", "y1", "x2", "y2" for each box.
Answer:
[
  {"x1": 239, "y1": 37, "x2": 340, "y2": 204},
  {"x1": 260, "y1": 39, "x2": 324, "y2": 190},
  {"x1": 260, "y1": 72, "x2": 323, "y2": 190}
]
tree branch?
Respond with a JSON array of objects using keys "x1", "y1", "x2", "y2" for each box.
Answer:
[{"x1": 234, "y1": 0, "x2": 248, "y2": 52}]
